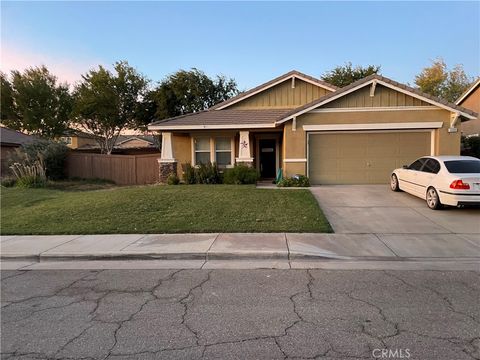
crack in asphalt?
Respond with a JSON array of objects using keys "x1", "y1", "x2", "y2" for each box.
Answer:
[
  {"x1": 1, "y1": 270, "x2": 105, "y2": 311},
  {"x1": 1, "y1": 269, "x2": 478, "y2": 360},
  {"x1": 178, "y1": 270, "x2": 212, "y2": 349},
  {"x1": 384, "y1": 270, "x2": 480, "y2": 324}
]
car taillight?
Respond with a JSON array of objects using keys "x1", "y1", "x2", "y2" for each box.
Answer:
[{"x1": 450, "y1": 180, "x2": 470, "y2": 190}]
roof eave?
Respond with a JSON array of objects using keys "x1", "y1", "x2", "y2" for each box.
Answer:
[
  {"x1": 148, "y1": 123, "x2": 278, "y2": 131},
  {"x1": 277, "y1": 75, "x2": 478, "y2": 123},
  {"x1": 455, "y1": 78, "x2": 480, "y2": 105}
]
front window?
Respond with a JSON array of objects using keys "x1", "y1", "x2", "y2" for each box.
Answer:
[
  {"x1": 215, "y1": 137, "x2": 232, "y2": 167},
  {"x1": 194, "y1": 137, "x2": 210, "y2": 165},
  {"x1": 444, "y1": 160, "x2": 480, "y2": 174}
]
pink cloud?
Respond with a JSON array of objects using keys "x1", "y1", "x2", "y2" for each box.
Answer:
[{"x1": 0, "y1": 43, "x2": 104, "y2": 85}]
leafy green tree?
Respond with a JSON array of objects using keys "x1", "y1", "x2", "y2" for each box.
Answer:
[
  {"x1": 152, "y1": 68, "x2": 238, "y2": 120},
  {"x1": 1, "y1": 66, "x2": 72, "y2": 138},
  {"x1": 414, "y1": 59, "x2": 473, "y2": 102},
  {"x1": 321, "y1": 62, "x2": 381, "y2": 88},
  {"x1": 72, "y1": 61, "x2": 149, "y2": 154},
  {"x1": 1, "y1": 72, "x2": 16, "y2": 122}
]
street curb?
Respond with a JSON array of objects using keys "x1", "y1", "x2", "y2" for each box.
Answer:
[{"x1": 2, "y1": 253, "x2": 480, "y2": 263}]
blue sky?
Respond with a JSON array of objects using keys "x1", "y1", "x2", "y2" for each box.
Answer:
[{"x1": 1, "y1": 1, "x2": 479, "y2": 89}]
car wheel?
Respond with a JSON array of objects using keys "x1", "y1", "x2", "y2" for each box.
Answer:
[
  {"x1": 426, "y1": 187, "x2": 442, "y2": 210},
  {"x1": 390, "y1": 174, "x2": 400, "y2": 192}
]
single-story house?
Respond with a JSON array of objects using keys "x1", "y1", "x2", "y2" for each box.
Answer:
[
  {"x1": 60, "y1": 129, "x2": 98, "y2": 150},
  {"x1": 148, "y1": 70, "x2": 478, "y2": 185},
  {"x1": 68, "y1": 133, "x2": 159, "y2": 155},
  {"x1": 0, "y1": 126, "x2": 36, "y2": 176},
  {"x1": 456, "y1": 78, "x2": 480, "y2": 137}
]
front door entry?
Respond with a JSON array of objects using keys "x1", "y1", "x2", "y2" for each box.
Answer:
[{"x1": 259, "y1": 139, "x2": 276, "y2": 178}]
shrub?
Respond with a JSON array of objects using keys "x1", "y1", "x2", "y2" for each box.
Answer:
[
  {"x1": 9, "y1": 159, "x2": 47, "y2": 188},
  {"x1": 167, "y1": 172, "x2": 180, "y2": 185},
  {"x1": 1, "y1": 178, "x2": 16, "y2": 187},
  {"x1": 462, "y1": 135, "x2": 480, "y2": 158},
  {"x1": 223, "y1": 164, "x2": 259, "y2": 184},
  {"x1": 15, "y1": 175, "x2": 47, "y2": 188},
  {"x1": 277, "y1": 175, "x2": 310, "y2": 187},
  {"x1": 195, "y1": 162, "x2": 221, "y2": 184},
  {"x1": 9, "y1": 140, "x2": 69, "y2": 180},
  {"x1": 182, "y1": 163, "x2": 196, "y2": 184}
]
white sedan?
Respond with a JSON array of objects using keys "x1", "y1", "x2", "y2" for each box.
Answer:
[{"x1": 390, "y1": 156, "x2": 480, "y2": 209}]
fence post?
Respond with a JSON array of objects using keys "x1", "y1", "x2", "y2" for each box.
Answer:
[
  {"x1": 134, "y1": 156, "x2": 138, "y2": 185},
  {"x1": 90, "y1": 154, "x2": 93, "y2": 178}
]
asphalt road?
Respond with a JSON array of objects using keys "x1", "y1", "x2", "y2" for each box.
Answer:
[{"x1": 1, "y1": 269, "x2": 479, "y2": 360}]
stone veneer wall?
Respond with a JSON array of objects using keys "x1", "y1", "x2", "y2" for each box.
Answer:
[{"x1": 159, "y1": 161, "x2": 177, "y2": 183}]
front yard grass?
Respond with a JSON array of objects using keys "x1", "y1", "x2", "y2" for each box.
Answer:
[{"x1": 1, "y1": 184, "x2": 332, "y2": 234}]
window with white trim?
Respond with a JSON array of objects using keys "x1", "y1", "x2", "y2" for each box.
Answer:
[
  {"x1": 194, "y1": 137, "x2": 210, "y2": 165},
  {"x1": 215, "y1": 137, "x2": 232, "y2": 167}
]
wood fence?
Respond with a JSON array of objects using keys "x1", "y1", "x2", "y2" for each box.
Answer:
[{"x1": 66, "y1": 152, "x2": 161, "y2": 185}]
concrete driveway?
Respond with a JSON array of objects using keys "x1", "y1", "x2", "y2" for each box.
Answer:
[{"x1": 310, "y1": 185, "x2": 480, "y2": 258}]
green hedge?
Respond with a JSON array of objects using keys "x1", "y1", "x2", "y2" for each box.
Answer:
[
  {"x1": 277, "y1": 175, "x2": 310, "y2": 187},
  {"x1": 181, "y1": 163, "x2": 259, "y2": 185},
  {"x1": 223, "y1": 164, "x2": 259, "y2": 184}
]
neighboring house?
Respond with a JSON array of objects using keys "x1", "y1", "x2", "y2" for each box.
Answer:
[
  {"x1": 115, "y1": 136, "x2": 157, "y2": 150},
  {"x1": 148, "y1": 70, "x2": 477, "y2": 185},
  {"x1": 60, "y1": 129, "x2": 98, "y2": 149},
  {"x1": 0, "y1": 126, "x2": 36, "y2": 176},
  {"x1": 73, "y1": 134, "x2": 159, "y2": 155},
  {"x1": 456, "y1": 78, "x2": 480, "y2": 136}
]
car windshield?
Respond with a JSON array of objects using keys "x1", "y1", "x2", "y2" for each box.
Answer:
[{"x1": 444, "y1": 160, "x2": 480, "y2": 174}]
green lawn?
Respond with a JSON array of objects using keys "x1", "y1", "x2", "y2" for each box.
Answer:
[{"x1": 0, "y1": 184, "x2": 332, "y2": 234}]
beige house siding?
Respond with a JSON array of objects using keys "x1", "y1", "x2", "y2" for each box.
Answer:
[
  {"x1": 172, "y1": 133, "x2": 191, "y2": 177},
  {"x1": 69, "y1": 136, "x2": 97, "y2": 149},
  {"x1": 172, "y1": 131, "x2": 243, "y2": 178},
  {"x1": 458, "y1": 85, "x2": 480, "y2": 136},
  {"x1": 282, "y1": 109, "x2": 460, "y2": 177},
  {"x1": 323, "y1": 84, "x2": 431, "y2": 108},
  {"x1": 229, "y1": 79, "x2": 332, "y2": 110}
]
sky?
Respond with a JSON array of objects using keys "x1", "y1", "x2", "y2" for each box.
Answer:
[{"x1": 1, "y1": 1, "x2": 479, "y2": 90}]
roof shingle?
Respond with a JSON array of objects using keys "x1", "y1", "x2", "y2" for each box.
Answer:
[{"x1": 149, "y1": 109, "x2": 291, "y2": 128}]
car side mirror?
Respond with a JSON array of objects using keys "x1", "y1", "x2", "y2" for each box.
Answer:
[{"x1": 402, "y1": 165, "x2": 409, "y2": 169}]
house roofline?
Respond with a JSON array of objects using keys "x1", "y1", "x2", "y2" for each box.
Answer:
[
  {"x1": 276, "y1": 74, "x2": 478, "y2": 124},
  {"x1": 210, "y1": 70, "x2": 338, "y2": 110},
  {"x1": 456, "y1": 78, "x2": 480, "y2": 105}
]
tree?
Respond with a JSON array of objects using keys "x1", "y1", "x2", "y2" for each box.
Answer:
[
  {"x1": 414, "y1": 59, "x2": 473, "y2": 103},
  {"x1": 321, "y1": 62, "x2": 381, "y2": 88},
  {"x1": 72, "y1": 61, "x2": 149, "y2": 154},
  {"x1": 151, "y1": 68, "x2": 238, "y2": 120},
  {"x1": 1, "y1": 72, "x2": 15, "y2": 122},
  {"x1": 1, "y1": 66, "x2": 72, "y2": 138}
]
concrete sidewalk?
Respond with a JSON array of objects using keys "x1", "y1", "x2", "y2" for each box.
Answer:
[{"x1": 2, "y1": 232, "x2": 480, "y2": 263}]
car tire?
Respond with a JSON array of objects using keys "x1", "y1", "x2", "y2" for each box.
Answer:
[
  {"x1": 426, "y1": 187, "x2": 443, "y2": 210},
  {"x1": 390, "y1": 174, "x2": 401, "y2": 192}
]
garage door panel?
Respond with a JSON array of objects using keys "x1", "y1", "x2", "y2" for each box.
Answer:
[{"x1": 309, "y1": 131, "x2": 431, "y2": 184}]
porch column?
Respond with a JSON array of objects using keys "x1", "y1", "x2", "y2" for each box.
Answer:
[
  {"x1": 157, "y1": 132, "x2": 177, "y2": 183},
  {"x1": 235, "y1": 131, "x2": 254, "y2": 165}
]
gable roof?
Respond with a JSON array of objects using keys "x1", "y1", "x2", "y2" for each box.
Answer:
[
  {"x1": 277, "y1": 74, "x2": 478, "y2": 123},
  {"x1": 0, "y1": 126, "x2": 36, "y2": 146},
  {"x1": 210, "y1": 70, "x2": 338, "y2": 110},
  {"x1": 148, "y1": 109, "x2": 290, "y2": 130},
  {"x1": 116, "y1": 136, "x2": 154, "y2": 146},
  {"x1": 456, "y1": 78, "x2": 480, "y2": 105}
]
